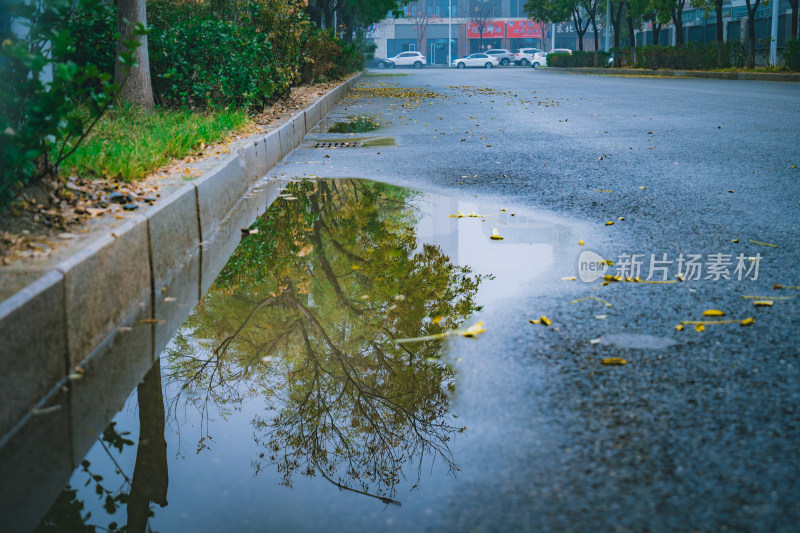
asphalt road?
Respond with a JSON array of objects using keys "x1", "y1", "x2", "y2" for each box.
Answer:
[{"x1": 276, "y1": 69, "x2": 800, "y2": 532}]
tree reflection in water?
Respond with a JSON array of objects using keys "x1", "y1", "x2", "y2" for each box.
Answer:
[{"x1": 166, "y1": 179, "x2": 484, "y2": 503}]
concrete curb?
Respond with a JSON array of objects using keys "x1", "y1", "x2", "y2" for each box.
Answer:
[
  {"x1": 0, "y1": 71, "x2": 364, "y2": 531},
  {"x1": 541, "y1": 67, "x2": 800, "y2": 82}
]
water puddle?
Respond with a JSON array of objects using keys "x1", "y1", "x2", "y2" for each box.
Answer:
[{"x1": 33, "y1": 179, "x2": 570, "y2": 532}]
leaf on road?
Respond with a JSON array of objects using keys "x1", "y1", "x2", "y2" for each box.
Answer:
[
  {"x1": 749, "y1": 239, "x2": 778, "y2": 248},
  {"x1": 753, "y1": 300, "x2": 774, "y2": 307},
  {"x1": 561, "y1": 276, "x2": 576, "y2": 281},
  {"x1": 695, "y1": 324, "x2": 706, "y2": 332},
  {"x1": 601, "y1": 357, "x2": 627, "y2": 366},
  {"x1": 702, "y1": 309, "x2": 726, "y2": 317},
  {"x1": 578, "y1": 240, "x2": 584, "y2": 245},
  {"x1": 605, "y1": 221, "x2": 614, "y2": 226},
  {"x1": 540, "y1": 316, "x2": 552, "y2": 326}
]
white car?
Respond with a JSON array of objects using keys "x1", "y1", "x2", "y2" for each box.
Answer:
[
  {"x1": 531, "y1": 51, "x2": 548, "y2": 68},
  {"x1": 513, "y1": 48, "x2": 544, "y2": 66},
  {"x1": 388, "y1": 51, "x2": 427, "y2": 68},
  {"x1": 452, "y1": 53, "x2": 500, "y2": 69}
]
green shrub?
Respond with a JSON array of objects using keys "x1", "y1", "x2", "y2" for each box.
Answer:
[
  {"x1": 785, "y1": 39, "x2": 800, "y2": 71},
  {"x1": 0, "y1": 0, "x2": 139, "y2": 208},
  {"x1": 301, "y1": 29, "x2": 365, "y2": 84},
  {"x1": 546, "y1": 50, "x2": 611, "y2": 67},
  {"x1": 632, "y1": 42, "x2": 743, "y2": 70},
  {"x1": 149, "y1": 18, "x2": 275, "y2": 111}
]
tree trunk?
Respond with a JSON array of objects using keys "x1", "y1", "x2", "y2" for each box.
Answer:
[
  {"x1": 612, "y1": 1, "x2": 624, "y2": 49},
  {"x1": 126, "y1": 363, "x2": 168, "y2": 533},
  {"x1": 115, "y1": 0, "x2": 154, "y2": 109},
  {"x1": 673, "y1": 14, "x2": 684, "y2": 46},
  {"x1": 790, "y1": 0, "x2": 798, "y2": 39},
  {"x1": 715, "y1": 0, "x2": 724, "y2": 64},
  {"x1": 653, "y1": 22, "x2": 661, "y2": 46},
  {"x1": 747, "y1": 15, "x2": 756, "y2": 68},
  {"x1": 626, "y1": 1, "x2": 636, "y2": 62}
]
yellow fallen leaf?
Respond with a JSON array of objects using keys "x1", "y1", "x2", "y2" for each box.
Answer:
[
  {"x1": 578, "y1": 240, "x2": 584, "y2": 245},
  {"x1": 594, "y1": 189, "x2": 613, "y2": 193},
  {"x1": 618, "y1": 216, "x2": 625, "y2": 221},
  {"x1": 589, "y1": 338, "x2": 602, "y2": 344},
  {"x1": 605, "y1": 221, "x2": 614, "y2": 226},
  {"x1": 749, "y1": 239, "x2": 778, "y2": 248},
  {"x1": 540, "y1": 316, "x2": 552, "y2": 326},
  {"x1": 753, "y1": 300, "x2": 773, "y2": 307},
  {"x1": 432, "y1": 315, "x2": 443, "y2": 324},
  {"x1": 351, "y1": 265, "x2": 361, "y2": 270},
  {"x1": 638, "y1": 186, "x2": 647, "y2": 189},
  {"x1": 601, "y1": 357, "x2": 626, "y2": 366},
  {"x1": 741, "y1": 295, "x2": 793, "y2": 300},
  {"x1": 490, "y1": 228, "x2": 504, "y2": 240},
  {"x1": 561, "y1": 276, "x2": 576, "y2": 281},
  {"x1": 732, "y1": 239, "x2": 739, "y2": 243},
  {"x1": 529, "y1": 319, "x2": 540, "y2": 324},
  {"x1": 695, "y1": 324, "x2": 706, "y2": 332},
  {"x1": 461, "y1": 321, "x2": 486, "y2": 337},
  {"x1": 740, "y1": 317, "x2": 755, "y2": 326},
  {"x1": 675, "y1": 324, "x2": 685, "y2": 331},
  {"x1": 702, "y1": 309, "x2": 726, "y2": 317}
]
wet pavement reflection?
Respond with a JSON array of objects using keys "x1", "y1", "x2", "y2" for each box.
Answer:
[{"x1": 34, "y1": 179, "x2": 569, "y2": 532}]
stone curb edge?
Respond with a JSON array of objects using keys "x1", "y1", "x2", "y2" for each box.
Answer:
[
  {"x1": 541, "y1": 67, "x2": 800, "y2": 82},
  {"x1": 0, "y1": 72, "x2": 365, "y2": 531}
]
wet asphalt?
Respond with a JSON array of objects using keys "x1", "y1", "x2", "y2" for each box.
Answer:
[{"x1": 275, "y1": 68, "x2": 800, "y2": 532}]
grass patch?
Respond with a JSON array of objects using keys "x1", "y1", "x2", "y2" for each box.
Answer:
[
  {"x1": 327, "y1": 115, "x2": 380, "y2": 133},
  {"x1": 59, "y1": 106, "x2": 250, "y2": 182}
]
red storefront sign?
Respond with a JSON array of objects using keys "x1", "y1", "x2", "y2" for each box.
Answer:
[
  {"x1": 506, "y1": 20, "x2": 542, "y2": 39},
  {"x1": 466, "y1": 21, "x2": 506, "y2": 39}
]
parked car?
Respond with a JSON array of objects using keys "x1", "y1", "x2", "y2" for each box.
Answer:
[
  {"x1": 366, "y1": 57, "x2": 395, "y2": 69},
  {"x1": 513, "y1": 48, "x2": 544, "y2": 66},
  {"x1": 530, "y1": 51, "x2": 548, "y2": 68},
  {"x1": 387, "y1": 51, "x2": 426, "y2": 68},
  {"x1": 452, "y1": 53, "x2": 500, "y2": 69},
  {"x1": 485, "y1": 49, "x2": 515, "y2": 66},
  {"x1": 550, "y1": 48, "x2": 573, "y2": 55}
]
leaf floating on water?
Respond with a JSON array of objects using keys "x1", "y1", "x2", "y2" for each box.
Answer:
[
  {"x1": 164, "y1": 297, "x2": 177, "y2": 303},
  {"x1": 540, "y1": 316, "x2": 552, "y2": 326},
  {"x1": 396, "y1": 321, "x2": 486, "y2": 343},
  {"x1": 529, "y1": 319, "x2": 541, "y2": 324},
  {"x1": 749, "y1": 239, "x2": 778, "y2": 248},
  {"x1": 460, "y1": 321, "x2": 486, "y2": 337},
  {"x1": 695, "y1": 324, "x2": 706, "y2": 332},
  {"x1": 601, "y1": 357, "x2": 626, "y2": 366},
  {"x1": 702, "y1": 309, "x2": 726, "y2": 317},
  {"x1": 490, "y1": 228, "x2": 504, "y2": 240},
  {"x1": 578, "y1": 240, "x2": 584, "y2": 245},
  {"x1": 753, "y1": 300, "x2": 774, "y2": 307}
]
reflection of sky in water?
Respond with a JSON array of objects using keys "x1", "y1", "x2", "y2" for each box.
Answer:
[
  {"x1": 51, "y1": 181, "x2": 571, "y2": 533},
  {"x1": 413, "y1": 194, "x2": 555, "y2": 304}
]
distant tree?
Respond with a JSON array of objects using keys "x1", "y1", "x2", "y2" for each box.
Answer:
[
  {"x1": 743, "y1": 0, "x2": 769, "y2": 68},
  {"x1": 609, "y1": 0, "x2": 626, "y2": 50},
  {"x1": 407, "y1": 0, "x2": 432, "y2": 52},
  {"x1": 691, "y1": 0, "x2": 726, "y2": 63},
  {"x1": 470, "y1": 0, "x2": 498, "y2": 50},
  {"x1": 669, "y1": 0, "x2": 687, "y2": 46}
]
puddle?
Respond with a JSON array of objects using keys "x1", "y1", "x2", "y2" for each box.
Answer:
[
  {"x1": 326, "y1": 115, "x2": 380, "y2": 133},
  {"x1": 32, "y1": 179, "x2": 569, "y2": 532}
]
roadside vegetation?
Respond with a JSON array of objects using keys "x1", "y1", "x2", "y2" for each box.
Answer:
[
  {"x1": 0, "y1": 0, "x2": 404, "y2": 212},
  {"x1": 526, "y1": 0, "x2": 800, "y2": 72}
]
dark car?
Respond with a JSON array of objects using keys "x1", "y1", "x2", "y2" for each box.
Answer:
[{"x1": 366, "y1": 58, "x2": 395, "y2": 69}]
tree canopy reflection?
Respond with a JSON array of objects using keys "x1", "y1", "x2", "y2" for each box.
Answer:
[{"x1": 166, "y1": 179, "x2": 484, "y2": 502}]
